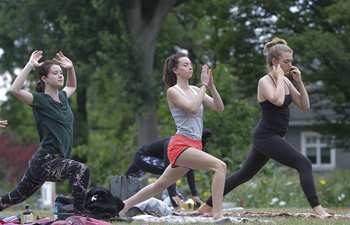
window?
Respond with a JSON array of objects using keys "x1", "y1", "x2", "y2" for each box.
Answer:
[{"x1": 301, "y1": 132, "x2": 336, "y2": 170}]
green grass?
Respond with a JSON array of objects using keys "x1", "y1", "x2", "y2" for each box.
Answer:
[
  {"x1": 110, "y1": 208, "x2": 350, "y2": 225},
  {"x1": 188, "y1": 167, "x2": 350, "y2": 209},
  {"x1": 2, "y1": 208, "x2": 349, "y2": 225}
]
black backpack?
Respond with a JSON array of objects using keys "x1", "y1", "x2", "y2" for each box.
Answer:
[
  {"x1": 84, "y1": 186, "x2": 124, "y2": 219},
  {"x1": 54, "y1": 196, "x2": 75, "y2": 220}
]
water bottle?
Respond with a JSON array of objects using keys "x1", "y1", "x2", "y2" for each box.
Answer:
[
  {"x1": 22, "y1": 205, "x2": 34, "y2": 224},
  {"x1": 53, "y1": 200, "x2": 61, "y2": 220}
]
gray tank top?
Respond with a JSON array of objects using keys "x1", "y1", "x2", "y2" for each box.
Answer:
[{"x1": 169, "y1": 85, "x2": 203, "y2": 140}]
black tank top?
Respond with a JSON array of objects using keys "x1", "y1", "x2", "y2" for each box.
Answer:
[{"x1": 254, "y1": 95, "x2": 292, "y2": 138}]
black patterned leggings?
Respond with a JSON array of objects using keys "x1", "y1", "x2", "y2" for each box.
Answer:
[{"x1": 0, "y1": 150, "x2": 90, "y2": 212}]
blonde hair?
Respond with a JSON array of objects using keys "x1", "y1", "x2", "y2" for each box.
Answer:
[{"x1": 263, "y1": 37, "x2": 292, "y2": 71}]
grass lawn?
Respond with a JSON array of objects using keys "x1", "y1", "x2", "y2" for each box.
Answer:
[
  {"x1": 113, "y1": 220, "x2": 348, "y2": 225},
  {"x1": 111, "y1": 208, "x2": 350, "y2": 225},
  {"x1": 2, "y1": 207, "x2": 349, "y2": 225}
]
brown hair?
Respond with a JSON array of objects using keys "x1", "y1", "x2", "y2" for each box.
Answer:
[
  {"x1": 36, "y1": 60, "x2": 60, "y2": 92},
  {"x1": 263, "y1": 37, "x2": 293, "y2": 71},
  {"x1": 162, "y1": 52, "x2": 187, "y2": 89}
]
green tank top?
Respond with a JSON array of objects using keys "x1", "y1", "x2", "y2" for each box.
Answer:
[{"x1": 32, "y1": 91, "x2": 74, "y2": 158}]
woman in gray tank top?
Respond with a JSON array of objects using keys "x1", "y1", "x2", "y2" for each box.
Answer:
[{"x1": 119, "y1": 53, "x2": 226, "y2": 219}]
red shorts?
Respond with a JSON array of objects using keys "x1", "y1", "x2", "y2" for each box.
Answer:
[{"x1": 167, "y1": 134, "x2": 202, "y2": 167}]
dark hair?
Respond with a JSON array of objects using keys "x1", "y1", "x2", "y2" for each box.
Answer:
[
  {"x1": 36, "y1": 60, "x2": 60, "y2": 92},
  {"x1": 162, "y1": 52, "x2": 187, "y2": 89},
  {"x1": 263, "y1": 37, "x2": 292, "y2": 71}
]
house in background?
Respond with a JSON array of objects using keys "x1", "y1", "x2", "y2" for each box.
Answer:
[{"x1": 285, "y1": 99, "x2": 350, "y2": 171}]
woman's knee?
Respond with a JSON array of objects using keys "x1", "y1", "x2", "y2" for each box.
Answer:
[
  {"x1": 212, "y1": 159, "x2": 227, "y2": 174},
  {"x1": 297, "y1": 157, "x2": 313, "y2": 172},
  {"x1": 72, "y1": 163, "x2": 90, "y2": 184},
  {"x1": 75, "y1": 162, "x2": 89, "y2": 175},
  {"x1": 233, "y1": 168, "x2": 256, "y2": 183},
  {"x1": 82, "y1": 164, "x2": 90, "y2": 177}
]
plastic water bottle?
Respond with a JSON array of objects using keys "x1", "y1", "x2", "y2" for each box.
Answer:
[
  {"x1": 22, "y1": 205, "x2": 34, "y2": 224},
  {"x1": 53, "y1": 200, "x2": 61, "y2": 220}
]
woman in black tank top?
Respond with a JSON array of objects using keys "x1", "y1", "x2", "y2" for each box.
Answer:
[{"x1": 199, "y1": 37, "x2": 330, "y2": 218}]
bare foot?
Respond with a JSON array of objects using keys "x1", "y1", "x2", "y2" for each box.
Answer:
[
  {"x1": 118, "y1": 205, "x2": 128, "y2": 217},
  {"x1": 202, "y1": 212, "x2": 212, "y2": 217},
  {"x1": 212, "y1": 212, "x2": 222, "y2": 220},
  {"x1": 197, "y1": 204, "x2": 212, "y2": 214},
  {"x1": 313, "y1": 205, "x2": 331, "y2": 219},
  {"x1": 202, "y1": 211, "x2": 222, "y2": 220}
]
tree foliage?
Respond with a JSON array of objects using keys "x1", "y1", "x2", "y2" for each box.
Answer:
[{"x1": 0, "y1": 0, "x2": 348, "y2": 190}]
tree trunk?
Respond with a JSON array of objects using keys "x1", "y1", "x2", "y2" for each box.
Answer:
[
  {"x1": 121, "y1": 0, "x2": 182, "y2": 145},
  {"x1": 74, "y1": 86, "x2": 88, "y2": 146}
]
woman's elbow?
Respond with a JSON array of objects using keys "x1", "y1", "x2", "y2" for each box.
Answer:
[
  {"x1": 301, "y1": 105, "x2": 310, "y2": 112},
  {"x1": 271, "y1": 95, "x2": 284, "y2": 107},
  {"x1": 216, "y1": 105, "x2": 224, "y2": 112},
  {"x1": 273, "y1": 99, "x2": 284, "y2": 107},
  {"x1": 9, "y1": 87, "x2": 19, "y2": 95},
  {"x1": 66, "y1": 85, "x2": 77, "y2": 90},
  {"x1": 64, "y1": 86, "x2": 77, "y2": 94}
]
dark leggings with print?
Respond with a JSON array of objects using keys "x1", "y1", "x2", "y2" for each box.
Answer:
[{"x1": 0, "y1": 150, "x2": 90, "y2": 212}]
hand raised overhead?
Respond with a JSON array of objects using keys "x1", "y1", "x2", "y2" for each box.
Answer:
[
  {"x1": 0, "y1": 120, "x2": 8, "y2": 128},
  {"x1": 53, "y1": 51, "x2": 73, "y2": 69},
  {"x1": 29, "y1": 50, "x2": 44, "y2": 68}
]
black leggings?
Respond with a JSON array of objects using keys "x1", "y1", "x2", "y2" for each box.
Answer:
[
  {"x1": 205, "y1": 135, "x2": 320, "y2": 208},
  {"x1": 0, "y1": 150, "x2": 90, "y2": 212},
  {"x1": 126, "y1": 153, "x2": 165, "y2": 176}
]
